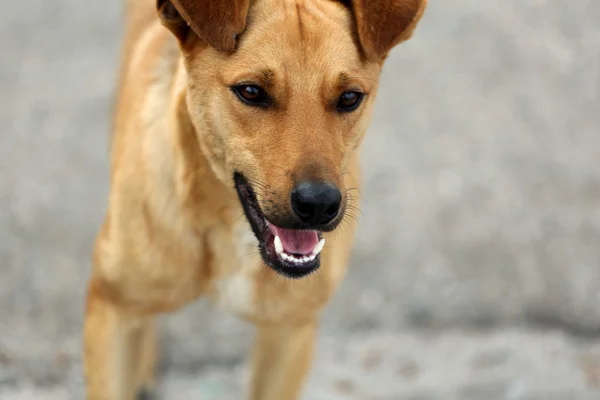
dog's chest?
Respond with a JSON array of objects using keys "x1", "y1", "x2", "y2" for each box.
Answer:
[{"x1": 207, "y1": 221, "x2": 261, "y2": 317}]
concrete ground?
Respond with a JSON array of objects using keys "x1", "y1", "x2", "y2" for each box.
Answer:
[{"x1": 1, "y1": 0, "x2": 599, "y2": 399}]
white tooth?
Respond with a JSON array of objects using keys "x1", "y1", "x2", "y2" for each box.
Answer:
[
  {"x1": 303, "y1": 256, "x2": 310, "y2": 263},
  {"x1": 274, "y1": 235, "x2": 284, "y2": 254},
  {"x1": 312, "y1": 239, "x2": 325, "y2": 256},
  {"x1": 308, "y1": 254, "x2": 316, "y2": 261},
  {"x1": 281, "y1": 253, "x2": 289, "y2": 261}
]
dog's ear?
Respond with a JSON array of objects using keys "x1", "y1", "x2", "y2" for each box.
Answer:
[
  {"x1": 349, "y1": 0, "x2": 427, "y2": 61},
  {"x1": 157, "y1": 0, "x2": 250, "y2": 53}
]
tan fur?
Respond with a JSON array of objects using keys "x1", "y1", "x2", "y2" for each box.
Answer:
[{"x1": 84, "y1": 0, "x2": 427, "y2": 398}]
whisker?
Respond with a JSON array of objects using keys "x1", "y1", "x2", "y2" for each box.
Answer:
[{"x1": 344, "y1": 206, "x2": 363, "y2": 219}]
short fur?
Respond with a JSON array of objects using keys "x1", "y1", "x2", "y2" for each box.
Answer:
[{"x1": 84, "y1": 0, "x2": 427, "y2": 399}]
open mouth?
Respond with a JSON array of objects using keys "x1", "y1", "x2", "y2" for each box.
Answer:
[{"x1": 234, "y1": 173, "x2": 325, "y2": 278}]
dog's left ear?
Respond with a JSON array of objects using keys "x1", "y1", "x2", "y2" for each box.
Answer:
[
  {"x1": 158, "y1": 0, "x2": 250, "y2": 53},
  {"x1": 349, "y1": 0, "x2": 427, "y2": 61}
]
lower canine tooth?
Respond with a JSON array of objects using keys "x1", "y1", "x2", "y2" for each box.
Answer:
[
  {"x1": 274, "y1": 235, "x2": 284, "y2": 254},
  {"x1": 312, "y1": 238, "x2": 325, "y2": 256}
]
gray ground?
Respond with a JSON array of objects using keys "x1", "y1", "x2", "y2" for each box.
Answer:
[{"x1": 1, "y1": 0, "x2": 599, "y2": 399}]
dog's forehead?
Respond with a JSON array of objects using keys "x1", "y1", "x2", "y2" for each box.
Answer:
[
  {"x1": 249, "y1": 0, "x2": 350, "y2": 27},
  {"x1": 236, "y1": 0, "x2": 361, "y2": 68}
]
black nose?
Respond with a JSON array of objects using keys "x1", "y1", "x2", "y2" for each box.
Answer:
[{"x1": 291, "y1": 181, "x2": 342, "y2": 226}]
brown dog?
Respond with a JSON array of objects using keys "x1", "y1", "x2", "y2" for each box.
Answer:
[{"x1": 84, "y1": 0, "x2": 427, "y2": 398}]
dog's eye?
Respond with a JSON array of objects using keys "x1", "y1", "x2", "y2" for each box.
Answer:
[
  {"x1": 336, "y1": 91, "x2": 364, "y2": 112},
  {"x1": 232, "y1": 85, "x2": 269, "y2": 107}
]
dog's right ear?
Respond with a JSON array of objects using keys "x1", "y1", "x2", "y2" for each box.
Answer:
[
  {"x1": 157, "y1": 0, "x2": 250, "y2": 53},
  {"x1": 157, "y1": 0, "x2": 191, "y2": 43}
]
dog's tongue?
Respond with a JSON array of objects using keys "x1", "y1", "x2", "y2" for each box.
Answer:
[{"x1": 268, "y1": 223, "x2": 319, "y2": 255}]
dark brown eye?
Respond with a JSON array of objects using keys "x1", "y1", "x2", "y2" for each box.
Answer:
[
  {"x1": 336, "y1": 91, "x2": 364, "y2": 112},
  {"x1": 232, "y1": 85, "x2": 269, "y2": 107}
]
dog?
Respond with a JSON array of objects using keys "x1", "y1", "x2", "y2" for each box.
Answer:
[{"x1": 83, "y1": 0, "x2": 427, "y2": 398}]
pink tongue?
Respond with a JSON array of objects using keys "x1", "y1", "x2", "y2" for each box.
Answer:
[{"x1": 269, "y1": 223, "x2": 319, "y2": 255}]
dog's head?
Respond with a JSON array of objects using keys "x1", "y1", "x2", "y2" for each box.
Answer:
[{"x1": 157, "y1": 0, "x2": 427, "y2": 278}]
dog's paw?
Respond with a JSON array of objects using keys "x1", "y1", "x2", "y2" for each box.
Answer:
[{"x1": 137, "y1": 387, "x2": 156, "y2": 400}]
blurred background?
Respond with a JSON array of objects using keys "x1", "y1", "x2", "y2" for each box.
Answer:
[{"x1": 1, "y1": 0, "x2": 599, "y2": 399}]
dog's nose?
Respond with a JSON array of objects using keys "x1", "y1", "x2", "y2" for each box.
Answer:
[{"x1": 291, "y1": 181, "x2": 342, "y2": 226}]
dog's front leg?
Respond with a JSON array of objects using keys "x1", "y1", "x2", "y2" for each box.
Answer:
[
  {"x1": 249, "y1": 321, "x2": 317, "y2": 400},
  {"x1": 84, "y1": 278, "x2": 156, "y2": 400}
]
